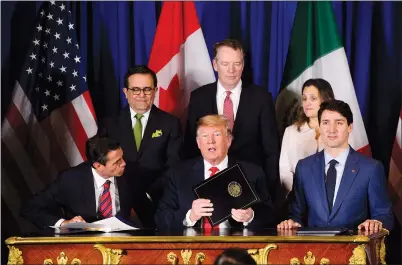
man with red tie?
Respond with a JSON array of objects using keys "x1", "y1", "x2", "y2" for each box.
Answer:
[
  {"x1": 183, "y1": 39, "x2": 279, "y2": 200},
  {"x1": 20, "y1": 136, "x2": 137, "y2": 229},
  {"x1": 155, "y1": 115, "x2": 276, "y2": 231}
]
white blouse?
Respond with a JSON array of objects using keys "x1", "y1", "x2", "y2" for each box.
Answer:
[{"x1": 279, "y1": 122, "x2": 324, "y2": 197}]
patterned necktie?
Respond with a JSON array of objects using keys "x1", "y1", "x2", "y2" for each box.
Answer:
[
  {"x1": 133, "y1": 114, "x2": 144, "y2": 150},
  {"x1": 99, "y1": 180, "x2": 112, "y2": 218},
  {"x1": 203, "y1": 167, "x2": 220, "y2": 233},
  {"x1": 223, "y1": 91, "x2": 234, "y2": 129},
  {"x1": 325, "y1": 159, "x2": 338, "y2": 212}
]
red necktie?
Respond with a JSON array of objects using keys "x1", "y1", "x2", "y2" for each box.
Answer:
[
  {"x1": 203, "y1": 167, "x2": 220, "y2": 233},
  {"x1": 223, "y1": 91, "x2": 234, "y2": 129},
  {"x1": 99, "y1": 180, "x2": 112, "y2": 218}
]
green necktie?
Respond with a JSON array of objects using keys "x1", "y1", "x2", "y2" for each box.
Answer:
[{"x1": 133, "y1": 114, "x2": 144, "y2": 150}]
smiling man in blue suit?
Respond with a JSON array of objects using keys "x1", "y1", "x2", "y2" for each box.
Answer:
[{"x1": 278, "y1": 100, "x2": 393, "y2": 231}]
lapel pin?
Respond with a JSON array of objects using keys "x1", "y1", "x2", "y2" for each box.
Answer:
[{"x1": 352, "y1": 169, "x2": 355, "y2": 173}]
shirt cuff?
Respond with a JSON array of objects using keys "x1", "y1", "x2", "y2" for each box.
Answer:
[
  {"x1": 183, "y1": 210, "x2": 198, "y2": 227},
  {"x1": 54, "y1": 218, "x2": 65, "y2": 227},
  {"x1": 243, "y1": 209, "x2": 254, "y2": 226}
]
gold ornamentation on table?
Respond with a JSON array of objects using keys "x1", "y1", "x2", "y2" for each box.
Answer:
[
  {"x1": 248, "y1": 243, "x2": 278, "y2": 264},
  {"x1": 290, "y1": 257, "x2": 301, "y2": 265},
  {"x1": 228, "y1": 181, "x2": 242, "y2": 197},
  {"x1": 181, "y1": 249, "x2": 192, "y2": 265},
  {"x1": 304, "y1": 251, "x2": 316, "y2": 265},
  {"x1": 320, "y1": 258, "x2": 330, "y2": 265},
  {"x1": 379, "y1": 237, "x2": 386, "y2": 264},
  {"x1": 353, "y1": 235, "x2": 369, "y2": 242},
  {"x1": 42, "y1": 252, "x2": 81, "y2": 265},
  {"x1": 349, "y1": 245, "x2": 366, "y2": 265},
  {"x1": 7, "y1": 246, "x2": 23, "y2": 265},
  {"x1": 195, "y1": 252, "x2": 206, "y2": 264},
  {"x1": 167, "y1": 252, "x2": 178, "y2": 265},
  {"x1": 94, "y1": 244, "x2": 123, "y2": 265}
]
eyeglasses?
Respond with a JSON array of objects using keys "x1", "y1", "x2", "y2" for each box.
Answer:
[{"x1": 126, "y1": 87, "x2": 155, "y2": 95}]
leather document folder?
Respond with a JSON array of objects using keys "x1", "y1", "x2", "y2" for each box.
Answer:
[{"x1": 193, "y1": 163, "x2": 260, "y2": 227}]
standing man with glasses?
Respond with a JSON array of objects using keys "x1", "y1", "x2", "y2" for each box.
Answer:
[{"x1": 99, "y1": 65, "x2": 182, "y2": 228}]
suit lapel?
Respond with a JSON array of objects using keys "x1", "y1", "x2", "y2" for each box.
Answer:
[
  {"x1": 116, "y1": 177, "x2": 129, "y2": 215},
  {"x1": 138, "y1": 105, "x2": 158, "y2": 157},
  {"x1": 82, "y1": 164, "x2": 97, "y2": 217},
  {"x1": 231, "y1": 84, "x2": 248, "y2": 138},
  {"x1": 192, "y1": 157, "x2": 205, "y2": 184},
  {"x1": 330, "y1": 149, "x2": 360, "y2": 219},
  {"x1": 313, "y1": 151, "x2": 330, "y2": 216},
  {"x1": 120, "y1": 107, "x2": 138, "y2": 159},
  {"x1": 211, "y1": 83, "x2": 218, "y2": 114}
]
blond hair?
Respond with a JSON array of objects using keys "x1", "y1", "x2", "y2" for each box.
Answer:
[{"x1": 197, "y1": 115, "x2": 232, "y2": 137}]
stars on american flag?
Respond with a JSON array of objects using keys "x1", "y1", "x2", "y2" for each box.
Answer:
[
  {"x1": 22, "y1": 1, "x2": 88, "y2": 117},
  {"x1": 29, "y1": 53, "x2": 37, "y2": 60}
]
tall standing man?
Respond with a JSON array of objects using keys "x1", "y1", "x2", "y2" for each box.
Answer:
[
  {"x1": 183, "y1": 39, "x2": 279, "y2": 198},
  {"x1": 99, "y1": 65, "x2": 182, "y2": 227}
]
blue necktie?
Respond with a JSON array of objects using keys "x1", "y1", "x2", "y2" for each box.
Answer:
[{"x1": 325, "y1": 159, "x2": 338, "y2": 212}]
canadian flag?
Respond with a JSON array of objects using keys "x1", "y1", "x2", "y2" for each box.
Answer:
[{"x1": 148, "y1": 1, "x2": 215, "y2": 123}]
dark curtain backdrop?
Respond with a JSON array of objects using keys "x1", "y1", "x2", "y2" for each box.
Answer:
[{"x1": 2, "y1": 1, "x2": 401, "y2": 263}]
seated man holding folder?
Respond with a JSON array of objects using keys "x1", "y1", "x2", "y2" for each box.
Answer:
[
  {"x1": 277, "y1": 100, "x2": 393, "y2": 231},
  {"x1": 20, "y1": 135, "x2": 135, "y2": 229},
  {"x1": 155, "y1": 115, "x2": 275, "y2": 230}
]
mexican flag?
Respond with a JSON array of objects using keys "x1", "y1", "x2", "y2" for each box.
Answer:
[{"x1": 276, "y1": 1, "x2": 370, "y2": 155}]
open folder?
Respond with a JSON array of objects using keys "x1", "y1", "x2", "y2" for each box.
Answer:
[{"x1": 50, "y1": 216, "x2": 139, "y2": 234}]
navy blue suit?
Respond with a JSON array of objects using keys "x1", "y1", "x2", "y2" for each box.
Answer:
[
  {"x1": 20, "y1": 162, "x2": 133, "y2": 229},
  {"x1": 155, "y1": 157, "x2": 276, "y2": 231},
  {"x1": 289, "y1": 148, "x2": 394, "y2": 230}
]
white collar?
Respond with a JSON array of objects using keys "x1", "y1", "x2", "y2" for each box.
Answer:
[
  {"x1": 91, "y1": 167, "x2": 115, "y2": 189},
  {"x1": 203, "y1": 155, "x2": 229, "y2": 176},
  {"x1": 129, "y1": 106, "x2": 151, "y2": 120},
  {"x1": 324, "y1": 145, "x2": 350, "y2": 166},
  {"x1": 217, "y1": 80, "x2": 242, "y2": 97}
]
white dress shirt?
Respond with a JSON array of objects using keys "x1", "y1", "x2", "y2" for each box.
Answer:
[
  {"x1": 324, "y1": 146, "x2": 350, "y2": 206},
  {"x1": 54, "y1": 168, "x2": 120, "y2": 227},
  {"x1": 183, "y1": 156, "x2": 254, "y2": 228},
  {"x1": 129, "y1": 107, "x2": 151, "y2": 137},
  {"x1": 279, "y1": 123, "x2": 324, "y2": 197},
  {"x1": 216, "y1": 80, "x2": 242, "y2": 120}
]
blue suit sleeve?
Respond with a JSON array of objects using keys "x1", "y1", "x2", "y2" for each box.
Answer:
[{"x1": 289, "y1": 161, "x2": 307, "y2": 226}]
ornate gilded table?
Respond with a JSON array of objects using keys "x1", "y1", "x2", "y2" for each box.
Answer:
[{"x1": 6, "y1": 228, "x2": 388, "y2": 264}]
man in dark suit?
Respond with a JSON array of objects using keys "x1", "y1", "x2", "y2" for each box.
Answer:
[
  {"x1": 156, "y1": 115, "x2": 276, "y2": 231},
  {"x1": 99, "y1": 65, "x2": 182, "y2": 227},
  {"x1": 20, "y1": 136, "x2": 135, "y2": 229},
  {"x1": 278, "y1": 100, "x2": 394, "y2": 231},
  {"x1": 183, "y1": 39, "x2": 279, "y2": 199}
]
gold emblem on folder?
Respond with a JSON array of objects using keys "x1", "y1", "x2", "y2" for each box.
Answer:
[{"x1": 228, "y1": 181, "x2": 242, "y2": 197}]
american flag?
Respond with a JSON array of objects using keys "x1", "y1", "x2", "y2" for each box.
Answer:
[{"x1": 1, "y1": 1, "x2": 97, "y2": 232}]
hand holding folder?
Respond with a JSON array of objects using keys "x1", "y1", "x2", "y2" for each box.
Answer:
[{"x1": 193, "y1": 164, "x2": 260, "y2": 226}]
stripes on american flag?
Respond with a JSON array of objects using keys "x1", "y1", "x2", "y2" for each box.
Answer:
[
  {"x1": 1, "y1": 1, "x2": 97, "y2": 233},
  {"x1": 388, "y1": 110, "x2": 402, "y2": 225}
]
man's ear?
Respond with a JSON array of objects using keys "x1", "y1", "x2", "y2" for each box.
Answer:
[
  {"x1": 213, "y1": 58, "x2": 218, "y2": 72},
  {"x1": 93, "y1": 162, "x2": 103, "y2": 171}
]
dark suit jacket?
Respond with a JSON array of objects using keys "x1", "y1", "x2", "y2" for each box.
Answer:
[
  {"x1": 289, "y1": 148, "x2": 394, "y2": 230},
  {"x1": 99, "y1": 105, "x2": 182, "y2": 227},
  {"x1": 183, "y1": 82, "x2": 279, "y2": 198},
  {"x1": 20, "y1": 162, "x2": 133, "y2": 229},
  {"x1": 155, "y1": 157, "x2": 276, "y2": 231}
]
